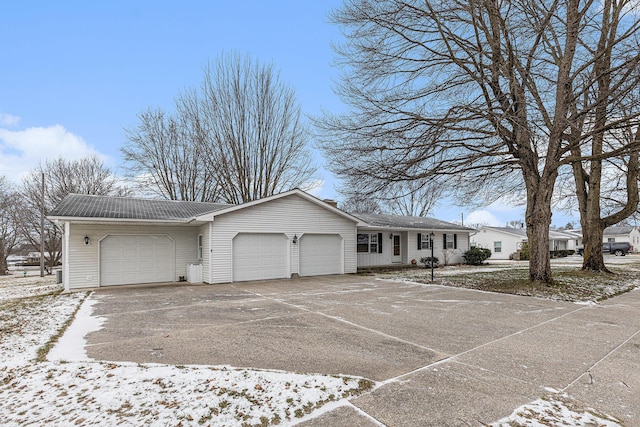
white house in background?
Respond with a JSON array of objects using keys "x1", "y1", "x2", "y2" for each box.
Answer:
[
  {"x1": 47, "y1": 189, "x2": 473, "y2": 292},
  {"x1": 6, "y1": 254, "x2": 27, "y2": 266},
  {"x1": 471, "y1": 226, "x2": 576, "y2": 260},
  {"x1": 561, "y1": 226, "x2": 640, "y2": 251},
  {"x1": 603, "y1": 226, "x2": 640, "y2": 250},
  {"x1": 471, "y1": 227, "x2": 527, "y2": 260}
]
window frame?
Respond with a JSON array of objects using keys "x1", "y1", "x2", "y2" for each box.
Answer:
[
  {"x1": 494, "y1": 241, "x2": 502, "y2": 253},
  {"x1": 197, "y1": 234, "x2": 203, "y2": 260},
  {"x1": 357, "y1": 233, "x2": 370, "y2": 253},
  {"x1": 420, "y1": 233, "x2": 431, "y2": 249},
  {"x1": 357, "y1": 233, "x2": 383, "y2": 254},
  {"x1": 369, "y1": 233, "x2": 379, "y2": 253},
  {"x1": 445, "y1": 233, "x2": 456, "y2": 249}
]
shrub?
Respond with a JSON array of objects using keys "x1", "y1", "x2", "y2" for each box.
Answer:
[
  {"x1": 463, "y1": 247, "x2": 492, "y2": 265},
  {"x1": 420, "y1": 256, "x2": 439, "y2": 268}
]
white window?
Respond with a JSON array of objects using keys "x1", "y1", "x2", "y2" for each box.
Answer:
[
  {"x1": 357, "y1": 233, "x2": 382, "y2": 254},
  {"x1": 445, "y1": 234, "x2": 455, "y2": 249},
  {"x1": 370, "y1": 233, "x2": 379, "y2": 253},
  {"x1": 494, "y1": 241, "x2": 502, "y2": 253},
  {"x1": 422, "y1": 233, "x2": 431, "y2": 249},
  {"x1": 197, "y1": 234, "x2": 203, "y2": 259},
  {"x1": 357, "y1": 233, "x2": 369, "y2": 253}
]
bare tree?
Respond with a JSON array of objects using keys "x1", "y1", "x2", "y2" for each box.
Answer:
[
  {"x1": 122, "y1": 108, "x2": 219, "y2": 201},
  {"x1": 340, "y1": 191, "x2": 383, "y2": 213},
  {"x1": 0, "y1": 177, "x2": 22, "y2": 274},
  {"x1": 20, "y1": 157, "x2": 129, "y2": 272},
  {"x1": 123, "y1": 53, "x2": 316, "y2": 204},
  {"x1": 317, "y1": 0, "x2": 640, "y2": 283},
  {"x1": 341, "y1": 178, "x2": 442, "y2": 216}
]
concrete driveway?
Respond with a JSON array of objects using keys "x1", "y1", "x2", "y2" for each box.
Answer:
[{"x1": 87, "y1": 275, "x2": 640, "y2": 425}]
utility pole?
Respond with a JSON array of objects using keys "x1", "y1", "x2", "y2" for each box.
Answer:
[{"x1": 40, "y1": 172, "x2": 45, "y2": 277}]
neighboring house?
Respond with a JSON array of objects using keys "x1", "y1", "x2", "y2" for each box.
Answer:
[
  {"x1": 563, "y1": 229, "x2": 583, "y2": 249},
  {"x1": 471, "y1": 227, "x2": 576, "y2": 260},
  {"x1": 25, "y1": 251, "x2": 62, "y2": 265},
  {"x1": 603, "y1": 226, "x2": 640, "y2": 250},
  {"x1": 549, "y1": 230, "x2": 577, "y2": 251},
  {"x1": 471, "y1": 227, "x2": 528, "y2": 260},
  {"x1": 48, "y1": 189, "x2": 474, "y2": 292},
  {"x1": 6, "y1": 254, "x2": 27, "y2": 267},
  {"x1": 353, "y1": 213, "x2": 473, "y2": 267},
  {"x1": 562, "y1": 226, "x2": 639, "y2": 251}
]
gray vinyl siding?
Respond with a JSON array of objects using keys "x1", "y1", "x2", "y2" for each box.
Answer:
[
  {"x1": 66, "y1": 223, "x2": 199, "y2": 289},
  {"x1": 208, "y1": 194, "x2": 357, "y2": 284}
]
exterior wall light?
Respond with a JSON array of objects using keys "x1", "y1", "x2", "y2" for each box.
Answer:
[
  {"x1": 293, "y1": 234, "x2": 298, "y2": 244},
  {"x1": 389, "y1": 233, "x2": 393, "y2": 239},
  {"x1": 84, "y1": 235, "x2": 90, "y2": 246}
]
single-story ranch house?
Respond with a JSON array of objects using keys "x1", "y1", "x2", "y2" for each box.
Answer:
[
  {"x1": 48, "y1": 189, "x2": 473, "y2": 291},
  {"x1": 471, "y1": 226, "x2": 578, "y2": 260}
]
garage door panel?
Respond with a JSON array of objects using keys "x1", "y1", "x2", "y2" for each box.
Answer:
[
  {"x1": 100, "y1": 235, "x2": 175, "y2": 286},
  {"x1": 233, "y1": 233, "x2": 288, "y2": 282},
  {"x1": 300, "y1": 234, "x2": 342, "y2": 277}
]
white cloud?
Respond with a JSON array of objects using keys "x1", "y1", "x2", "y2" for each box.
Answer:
[
  {"x1": 466, "y1": 210, "x2": 503, "y2": 226},
  {"x1": 0, "y1": 124, "x2": 107, "y2": 184},
  {"x1": 0, "y1": 113, "x2": 20, "y2": 127},
  {"x1": 302, "y1": 178, "x2": 326, "y2": 198}
]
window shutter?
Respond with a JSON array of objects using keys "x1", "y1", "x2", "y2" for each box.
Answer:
[
  {"x1": 378, "y1": 233, "x2": 383, "y2": 253},
  {"x1": 454, "y1": 234, "x2": 457, "y2": 249},
  {"x1": 417, "y1": 233, "x2": 422, "y2": 250},
  {"x1": 443, "y1": 234, "x2": 446, "y2": 249}
]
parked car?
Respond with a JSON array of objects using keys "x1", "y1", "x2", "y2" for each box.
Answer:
[{"x1": 576, "y1": 242, "x2": 632, "y2": 256}]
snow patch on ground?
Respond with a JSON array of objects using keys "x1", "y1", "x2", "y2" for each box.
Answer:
[
  {"x1": 48, "y1": 295, "x2": 106, "y2": 362},
  {"x1": 0, "y1": 278, "x2": 370, "y2": 426},
  {"x1": 491, "y1": 391, "x2": 623, "y2": 426}
]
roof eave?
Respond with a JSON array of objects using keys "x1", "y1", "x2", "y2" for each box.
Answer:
[
  {"x1": 357, "y1": 225, "x2": 473, "y2": 232},
  {"x1": 47, "y1": 216, "x2": 193, "y2": 225}
]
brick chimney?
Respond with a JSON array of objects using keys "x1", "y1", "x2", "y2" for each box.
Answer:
[{"x1": 323, "y1": 199, "x2": 338, "y2": 208}]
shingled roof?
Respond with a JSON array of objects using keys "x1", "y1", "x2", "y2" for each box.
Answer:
[
  {"x1": 604, "y1": 225, "x2": 636, "y2": 235},
  {"x1": 353, "y1": 212, "x2": 474, "y2": 231},
  {"x1": 48, "y1": 194, "x2": 231, "y2": 221}
]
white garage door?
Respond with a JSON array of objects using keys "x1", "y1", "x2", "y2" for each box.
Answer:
[
  {"x1": 233, "y1": 233, "x2": 288, "y2": 282},
  {"x1": 299, "y1": 234, "x2": 342, "y2": 277},
  {"x1": 100, "y1": 235, "x2": 175, "y2": 286}
]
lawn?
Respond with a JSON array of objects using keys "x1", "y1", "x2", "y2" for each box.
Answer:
[{"x1": 391, "y1": 261, "x2": 640, "y2": 302}]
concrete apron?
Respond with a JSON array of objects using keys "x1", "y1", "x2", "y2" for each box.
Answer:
[{"x1": 85, "y1": 277, "x2": 640, "y2": 425}]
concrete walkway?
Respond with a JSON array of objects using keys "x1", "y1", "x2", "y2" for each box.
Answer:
[{"x1": 86, "y1": 276, "x2": 640, "y2": 425}]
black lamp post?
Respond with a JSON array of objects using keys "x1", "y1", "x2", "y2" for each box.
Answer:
[{"x1": 430, "y1": 231, "x2": 435, "y2": 281}]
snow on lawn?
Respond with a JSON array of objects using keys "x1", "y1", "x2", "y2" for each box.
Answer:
[
  {"x1": 491, "y1": 390, "x2": 622, "y2": 426},
  {"x1": 0, "y1": 273, "x2": 62, "y2": 301},
  {"x1": 0, "y1": 285, "x2": 372, "y2": 426}
]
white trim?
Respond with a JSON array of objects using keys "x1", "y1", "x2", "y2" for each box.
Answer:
[
  {"x1": 47, "y1": 216, "x2": 190, "y2": 224},
  {"x1": 358, "y1": 226, "x2": 471, "y2": 233},
  {"x1": 208, "y1": 222, "x2": 213, "y2": 284},
  {"x1": 63, "y1": 221, "x2": 70, "y2": 292}
]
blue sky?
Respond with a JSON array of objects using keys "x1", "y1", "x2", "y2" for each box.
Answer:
[{"x1": 0, "y1": 1, "x2": 575, "y2": 227}]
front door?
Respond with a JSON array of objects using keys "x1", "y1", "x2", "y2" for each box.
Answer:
[{"x1": 392, "y1": 235, "x2": 401, "y2": 263}]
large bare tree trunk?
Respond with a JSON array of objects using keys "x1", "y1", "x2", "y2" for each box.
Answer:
[{"x1": 524, "y1": 172, "x2": 556, "y2": 283}]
